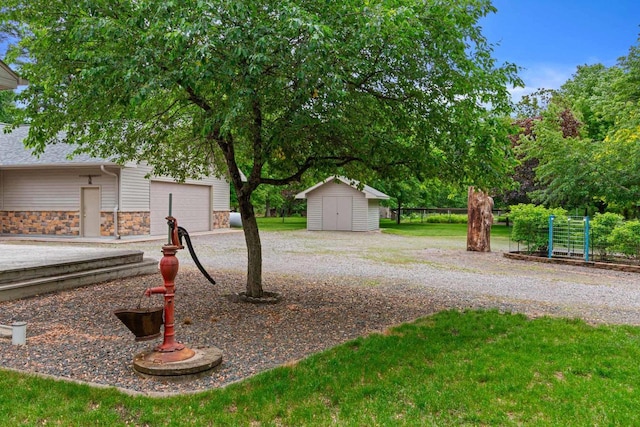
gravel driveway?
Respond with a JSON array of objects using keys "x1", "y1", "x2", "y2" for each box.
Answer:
[
  {"x1": 1, "y1": 229, "x2": 639, "y2": 395},
  {"x1": 129, "y1": 229, "x2": 640, "y2": 325}
]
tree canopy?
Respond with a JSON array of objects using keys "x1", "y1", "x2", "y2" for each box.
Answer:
[
  {"x1": 1, "y1": 0, "x2": 521, "y2": 297},
  {"x1": 515, "y1": 39, "x2": 640, "y2": 216}
]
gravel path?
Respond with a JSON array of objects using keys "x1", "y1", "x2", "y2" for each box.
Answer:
[{"x1": 2, "y1": 230, "x2": 640, "y2": 395}]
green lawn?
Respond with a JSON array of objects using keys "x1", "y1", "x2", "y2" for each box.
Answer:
[
  {"x1": 380, "y1": 218, "x2": 512, "y2": 238},
  {"x1": 3, "y1": 310, "x2": 640, "y2": 425},
  {"x1": 256, "y1": 216, "x2": 512, "y2": 239},
  {"x1": 255, "y1": 216, "x2": 307, "y2": 231}
]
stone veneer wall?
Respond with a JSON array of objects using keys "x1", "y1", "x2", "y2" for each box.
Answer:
[
  {"x1": 1, "y1": 210, "x2": 151, "y2": 236},
  {"x1": 101, "y1": 212, "x2": 115, "y2": 236},
  {"x1": 213, "y1": 210, "x2": 230, "y2": 229},
  {"x1": 116, "y1": 211, "x2": 151, "y2": 236},
  {"x1": 1, "y1": 211, "x2": 81, "y2": 235},
  {"x1": 2, "y1": 210, "x2": 217, "y2": 236}
]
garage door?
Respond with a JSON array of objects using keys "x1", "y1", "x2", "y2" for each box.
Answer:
[{"x1": 150, "y1": 182, "x2": 211, "y2": 235}]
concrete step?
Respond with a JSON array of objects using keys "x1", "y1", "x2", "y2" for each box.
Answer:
[
  {"x1": 0, "y1": 258, "x2": 158, "y2": 301},
  {"x1": 1, "y1": 251, "x2": 146, "y2": 284}
]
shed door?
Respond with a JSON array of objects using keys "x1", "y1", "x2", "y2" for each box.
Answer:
[
  {"x1": 150, "y1": 182, "x2": 211, "y2": 235},
  {"x1": 81, "y1": 187, "x2": 101, "y2": 237},
  {"x1": 322, "y1": 196, "x2": 352, "y2": 231}
]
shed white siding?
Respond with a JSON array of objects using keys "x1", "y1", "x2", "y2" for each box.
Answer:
[
  {"x1": 0, "y1": 168, "x2": 116, "y2": 210},
  {"x1": 306, "y1": 194, "x2": 323, "y2": 231},
  {"x1": 351, "y1": 193, "x2": 369, "y2": 232},
  {"x1": 368, "y1": 200, "x2": 380, "y2": 231}
]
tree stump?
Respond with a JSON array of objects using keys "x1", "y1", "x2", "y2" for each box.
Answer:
[{"x1": 467, "y1": 186, "x2": 493, "y2": 252}]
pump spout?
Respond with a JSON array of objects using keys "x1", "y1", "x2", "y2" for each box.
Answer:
[{"x1": 144, "y1": 286, "x2": 167, "y2": 297}]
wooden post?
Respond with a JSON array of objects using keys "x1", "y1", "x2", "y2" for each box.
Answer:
[{"x1": 467, "y1": 186, "x2": 493, "y2": 252}]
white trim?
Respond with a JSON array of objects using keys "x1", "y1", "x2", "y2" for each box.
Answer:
[{"x1": 295, "y1": 176, "x2": 389, "y2": 200}]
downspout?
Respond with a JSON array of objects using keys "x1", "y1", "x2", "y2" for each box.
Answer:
[{"x1": 101, "y1": 165, "x2": 120, "y2": 239}]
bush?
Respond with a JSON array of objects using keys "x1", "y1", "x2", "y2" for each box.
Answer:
[
  {"x1": 401, "y1": 212, "x2": 421, "y2": 222},
  {"x1": 590, "y1": 212, "x2": 624, "y2": 258},
  {"x1": 424, "y1": 214, "x2": 467, "y2": 224},
  {"x1": 609, "y1": 220, "x2": 640, "y2": 259},
  {"x1": 495, "y1": 214, "x2": 509, "y2": 224},
  {"x1": 509, "y1": 204, "x2": 567, "y2": 254},
  {"x1": 399, "y1": 213, "x2": 468, "y2": 223}
]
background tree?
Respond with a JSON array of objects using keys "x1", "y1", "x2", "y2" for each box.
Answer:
[
  {"x1": 373, "y1": 177, "x2": 427, "y2": 224},
  {"x1": 517, "y1": 39, "x2": 640, "y2": 216},
  {"x1": 374, "y1": 177, "x2": 468, "y2": 223},
  {"x1": 495, "y1": 89, "x2": 558, "y2": 208},
  {"x1": 1, "y1": 0, "x2": 520, "y2": 299},
  {"x1": 0, "y1": 91, "x2": 16, "y2": 123},
  {"x1": 248, "y1": 186, "x2": 285, "y2": 217}
]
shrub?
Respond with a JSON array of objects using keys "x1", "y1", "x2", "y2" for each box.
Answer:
[
  {"x1": 509, "y1": 204, "x2": 567, "y2": 253},
  {"x1": 424, "y1": 214, "x2": 467, "y2": 224},
  {"x1": 495, "y1": 214, "x2": 509, "y2": 224},
  {"x1": 609, "y1": 220, "x2": 640, "y2": 259},
  {"x1": 590, "y1": 212, "x2": 624, "y2": 258}
]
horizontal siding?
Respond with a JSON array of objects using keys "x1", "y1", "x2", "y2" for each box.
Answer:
[
  {"x1": 306, "y1": 196, "x2": 322, "y2": 230},
  {"x1": 368, "y1": 200, "x2": 380, "y2": 231},
  {"x1": 0, "y1": 162, "x2": 229, "y2": 214},
  {"x1": 351, "y1": 196, "x2": 368, "y2": 231},
  {"x1": 120, "y1": 165, "x2": 151, "y2": 212},
  {"x1": 211, "y1": 177, "x2": 230, "y2": 211},
  {"x1": 307, "y1": 180, "x2": 362, "y2": 198},
  {"x1": 1, "y1": 168, "x2": 116, "y2": 210}
]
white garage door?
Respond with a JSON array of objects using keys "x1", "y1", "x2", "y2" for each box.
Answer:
[{"x1": 150, "y1": 182, "x2": 211, "y2": 235}]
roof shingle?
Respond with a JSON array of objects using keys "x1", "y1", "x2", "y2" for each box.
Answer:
[{"x1": 0, "y1": 124, "x2": 115, "y2": 167}]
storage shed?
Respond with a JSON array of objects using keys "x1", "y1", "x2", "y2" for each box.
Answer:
[{"x1": 295, "y1": 176, "x2": 389, "y2": 231}]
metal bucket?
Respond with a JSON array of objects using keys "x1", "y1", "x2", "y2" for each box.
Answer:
[{"x1": 114, "y1": 307, "x2": 163, "y2": 341}]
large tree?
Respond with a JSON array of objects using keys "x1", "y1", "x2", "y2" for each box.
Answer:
[
  {"x1": 2, "y1": 1, "x2": 520, "y2": 298},
  {"x1": 519, "y1": 40, "x2": 640, "y2": 215}
]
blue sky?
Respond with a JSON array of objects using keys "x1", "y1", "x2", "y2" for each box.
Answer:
[{"x1": 481, "y1": 0, "x2": 640, "y2": 102}]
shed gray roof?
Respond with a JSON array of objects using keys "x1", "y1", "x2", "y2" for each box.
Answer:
[
  {"x1": 295, "y1": 176, "x2": 390, "y2": 200},
  {"x1": 0, "y1": 124, "x2": 116, "y2": 167}
]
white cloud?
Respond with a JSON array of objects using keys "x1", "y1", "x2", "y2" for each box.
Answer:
[{"x1": 508, "y1": 63, "x2": 577, "y2": 103}]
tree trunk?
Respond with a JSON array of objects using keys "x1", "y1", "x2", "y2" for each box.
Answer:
[
  {"x1": 467, "y1": 186, "x2": 493, "y2": 252},
  {"x1": 264, "y1": 198, "x2": 270, "y2": 217},
  {"x1": 237, "y1": 191, "x2": 263, "y2": 297}
]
